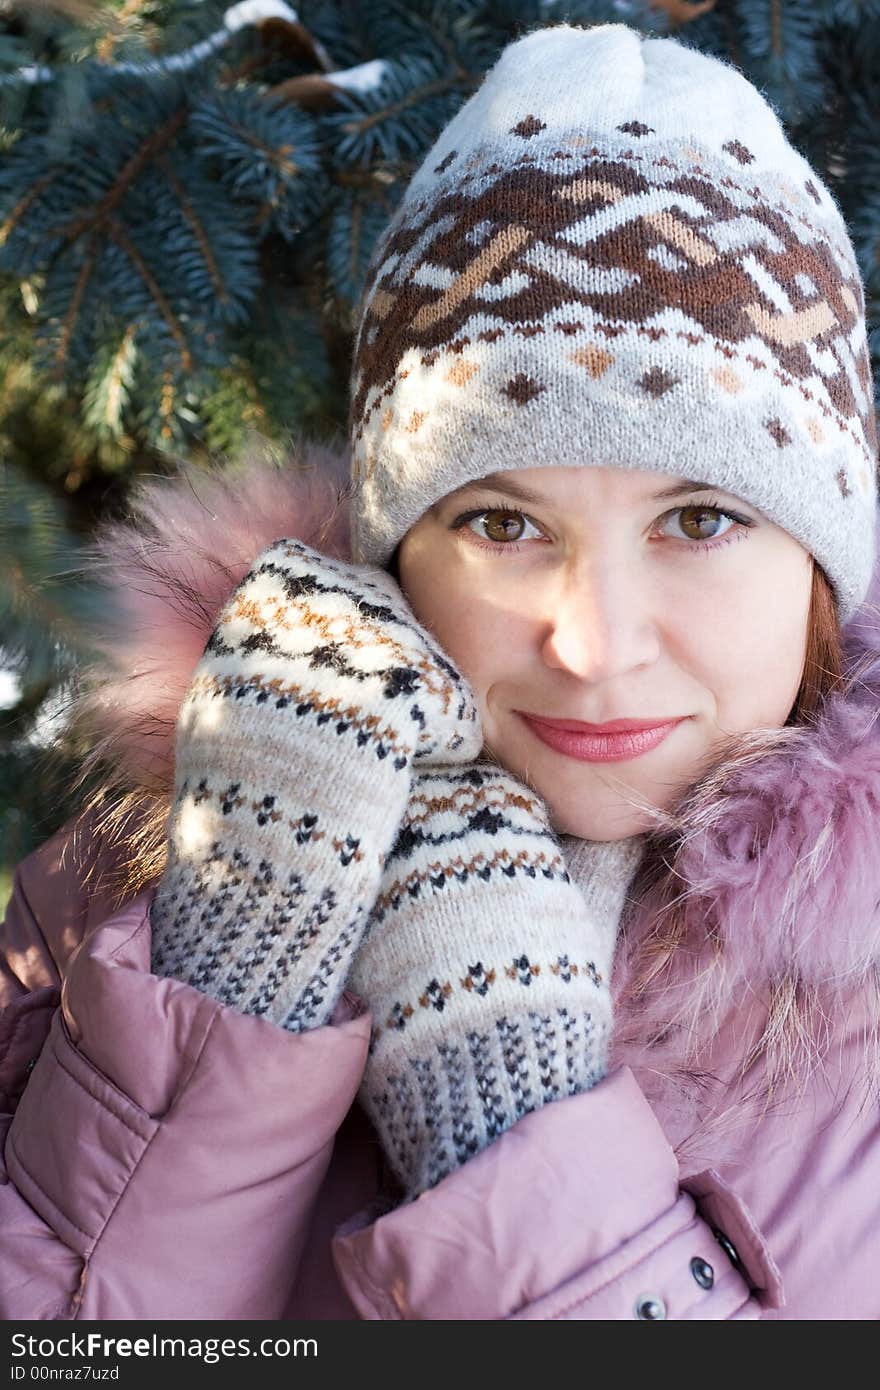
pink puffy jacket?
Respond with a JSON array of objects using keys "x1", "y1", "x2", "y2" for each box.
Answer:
[{"x1": 2, "y1": 444, "x2": 879, "y2": 1320}]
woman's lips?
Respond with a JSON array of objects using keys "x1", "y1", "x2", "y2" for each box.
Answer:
[{"x1": 517, "y1": 712, "x2": 685, "y2": 763}]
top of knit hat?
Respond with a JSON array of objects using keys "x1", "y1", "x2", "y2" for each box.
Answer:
[{"x1": 348, "y1": 23, "x2": 878, "y2": 624}]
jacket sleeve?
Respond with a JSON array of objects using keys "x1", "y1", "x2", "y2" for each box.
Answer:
[
  {"x1": 0, "y1": 888, "x2": 372, "y2": 1321},
  {"x1": 330, "y1": 1067, "x2": 785, "y2": 1320}
]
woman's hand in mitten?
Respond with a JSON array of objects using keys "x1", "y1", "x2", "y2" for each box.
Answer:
[
  {"x1": 149, "y1": 538, "x2": 482, "y2": 1032},
  {"x1": 346, "y1": 763, "x2": 647, "y2": 1202}
]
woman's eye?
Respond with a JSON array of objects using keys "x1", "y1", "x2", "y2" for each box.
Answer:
[
  {"x1": 660, "y1": 505, "x2": 737, "y2": 544},
  {"x1": 460, "y1": 508, "x2": 543, "y2": 548}
]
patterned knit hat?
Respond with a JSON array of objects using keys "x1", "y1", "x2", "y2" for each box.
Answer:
[{"x1": 347, "y1": 22, "x2": 878, "y2": 625}]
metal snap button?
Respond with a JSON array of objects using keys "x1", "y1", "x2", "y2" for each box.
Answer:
[
  {"x1": 690, "y1": 1256, "x2": 715, "y2": 1289},
  {"x1": 635, "y1": 1294, "x2": 667, "y2": 1320}
]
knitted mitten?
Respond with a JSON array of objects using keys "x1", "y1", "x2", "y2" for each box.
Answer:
[
  {"x1": 149, "y1": 538, "x2": 482, "y2": 1032},
  {"x1": 347, "y1": 763, "x2": 646, "y2": 1201}
]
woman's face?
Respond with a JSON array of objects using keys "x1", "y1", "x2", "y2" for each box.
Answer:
[{"x1": 397, "y1": 466, "x2": 813, "y2": 840}]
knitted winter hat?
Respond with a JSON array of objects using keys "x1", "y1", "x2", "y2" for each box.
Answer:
[{"x1": 347, "y1": 22, "x2": 878, "y2": 625}]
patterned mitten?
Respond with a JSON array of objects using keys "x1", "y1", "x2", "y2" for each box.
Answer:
[
  {"x1": 149, "y1": 538, "x2": 482, "y2": 1032},
  {"x1": 347, "y1": 763, "x2": 646, "y2": 1201}
]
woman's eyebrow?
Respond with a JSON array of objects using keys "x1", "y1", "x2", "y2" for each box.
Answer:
[
  {"x1": 652, "y1": 478, "x2": 719, "y2": 500},
  {"x1": 449, "y1": 473, "x2": 721, "y2": 507},
  {"x1": 446, "y1": 475, "x2": 546, "y2": 506}
]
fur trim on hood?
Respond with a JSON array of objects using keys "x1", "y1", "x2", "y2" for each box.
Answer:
[
  {"x1": 66, "y1": 436, "x2": 880, "y2": 1164},
  {"x1": 78, "y1": 438, "x2": 351, "y2": 799}
]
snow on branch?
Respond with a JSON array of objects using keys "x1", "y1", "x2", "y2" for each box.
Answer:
[{"x1": 3, "y1": 1, "x2": 302, "y2": 85}]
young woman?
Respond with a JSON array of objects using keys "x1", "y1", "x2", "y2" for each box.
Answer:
[{"x1": 2, "y1": 23, "x2": 878, "y2": 1320}]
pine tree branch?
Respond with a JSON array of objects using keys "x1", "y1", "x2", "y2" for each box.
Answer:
[
  {"x1": 55, "y1": 238, "x2": 97, "y2": 376},
  {"x1": 647, "y1": 0, "x2": 716, "y2": 23},
  {"x1": 98, "y1": 324, "x2": 137, "y2": 433},
  {"x1": 157, "y1": 154, "x2": 230, "y2": 311},
  {"x1": 429, "y1": 26, "x2": 463, "y2": 76},
  {"x1": 255, "y1": 14, "x2": 333, "y2": 74},
  {"x1": 221, "y1": 51, "x2": 279, "y2": 87},
  {"x1": 335, "y1": 165, "x2": 414, "y2": 190},
  {"x1": 342, "y1": 71, "x2": 471, "y2": 139},
  {"x1": 349, "y1": 195, "x2": 362, "y2": 297},
  {"x1": 0, "y1": 172, "x2": 56, "y2": 249},
  {"x1": 159, "y1": 371, "x2": 177, "y2": 441},
  {"x1": 218, "y1": 12, "x2": 334, "y2": 89},
  {"x1": 3, "y1": 1, "x2": 329, "y2": 89},
  {"x1": 209, "y1": 112, "x2": 301, "y2": 179},
  {"x1": 3, "y1": 552, "x2": 87, "y2": 652},
  {"x1": 61, "y1": 105, "x2": 188, "y2": 244},
  {"x1": 268, "y1": 56, "x2": 390, "y2": 110},
  {"x1": 105, "y1": 220, "x2": 193, "y2": 372},
  {"x1": 770, "y1": 0, "x2": 783, "y2": 60},
  {"x1": 268, "y1": 72, "x2": 343, "y2": 110},
  {"x1": 94, "y1": 0, "x2": 155, "y2": 64},
  {"x1": 12, "y1": 0, "x2": 98, "y2": 17},
  {"x1": 719, "y1": 4, "x2": 743, "y2": 71}
]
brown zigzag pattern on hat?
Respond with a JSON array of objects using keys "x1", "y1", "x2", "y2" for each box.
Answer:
[{"x1": 350, "y1": 145, "x2": 875, "y2": 463}]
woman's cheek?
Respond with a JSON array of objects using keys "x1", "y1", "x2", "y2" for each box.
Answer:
[
  {"x1": 687, "y1": 586, "x2": 804, "y2": 737},
  {"x1": 434, "y1": 589, "x2": 511, "y2": 718},
  {"x1": 440, "y1": 599, "x2": 498, "y2": 690}
]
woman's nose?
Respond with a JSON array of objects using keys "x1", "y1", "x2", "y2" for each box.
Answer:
[{"x1": 540, "y1": 559, "x2": 660, "y2": 682}]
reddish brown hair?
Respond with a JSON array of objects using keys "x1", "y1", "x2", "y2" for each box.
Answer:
[{"x1": 785, "y1": 560, "x2": 845, "y2": 724}]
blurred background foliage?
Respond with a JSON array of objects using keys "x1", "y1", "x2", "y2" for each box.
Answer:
[{"x1": 1, "y1": 0, "x2": 879, "y2": 910}]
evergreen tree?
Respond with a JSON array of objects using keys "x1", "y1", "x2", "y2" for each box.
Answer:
[{"x1": 1, "y1": 0, "x2": 879, "y2": 897}]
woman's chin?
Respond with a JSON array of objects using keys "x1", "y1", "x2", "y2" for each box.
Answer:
[
  {"x1": 546, "y1": 798, "x2": 665, "y2": 842},
  {"x1": 550, "y1": 758, "x2": 711, "y2": 840}
]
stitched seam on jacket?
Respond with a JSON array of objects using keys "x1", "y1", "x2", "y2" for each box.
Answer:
[
  {"x1": 145, "y1": 989, "x2": 221, "y2": 1117},
  {"x1": 157, "y1": 992, "x2": 221, "y2": 1118},
  {"x1": 5, "y1": 997, "x2": 218, "y2": 1267},
  {"x1": 98, "y1": 901, "x2": 220, "y2": 1114},
  {"x1": 71, "y1": 1006, "x2": 224, "y2": 1319},
  {"x1": 67, "y1": 922, "x2": 219, "y2": 1122},
  {"x1": 672, "y1": 1270, "x2": 751, "y2": 1320},
  {"x1": 106, "y1": 905, "x2": 151, "y2": 963},
  {"x1": 544, "y1": 1211, "x2": 699, "y2": 1319},
  {"x1": 5, "y1": 1130, "x2": 94, "y2": 1243},
  {"x1": 51, "y1": 1028, "x2": 154, "y2": 1140},
  {"x1": 4, "y1": 1018, "x2": 159, "y2": 1247},
  {"x1": 554, "y1": 1260, "x2": 750, "y2": 1321}
]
